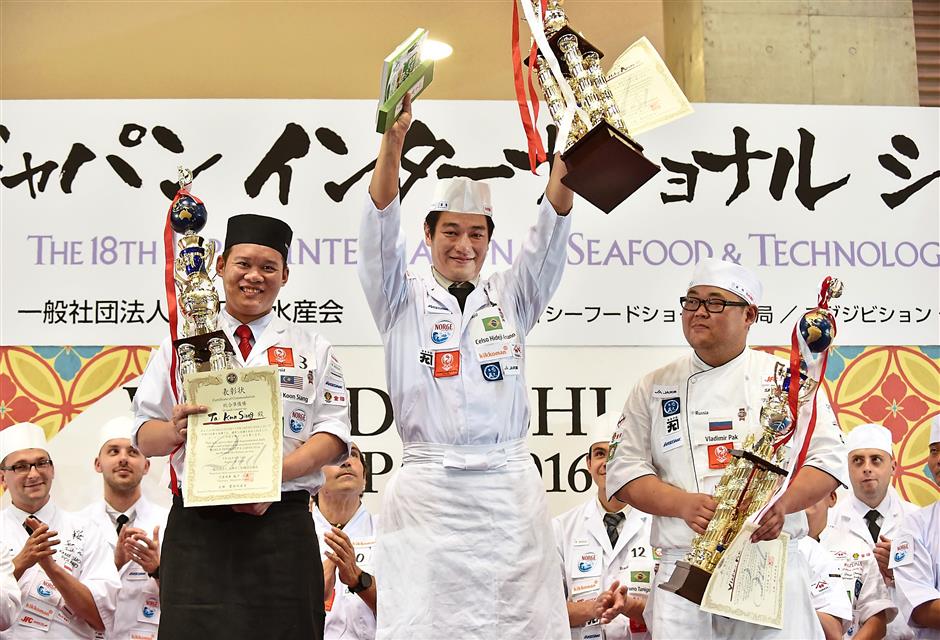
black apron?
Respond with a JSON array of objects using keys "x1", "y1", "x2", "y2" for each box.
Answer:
[{"x1": 160, "y1": 490, "x2": 324, "y2": 639}]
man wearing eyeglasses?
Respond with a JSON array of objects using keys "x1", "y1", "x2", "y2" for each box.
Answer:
[
  {"x1": 606, "y1": 258, "x2": 847, "y2": 639},
  {"x1": 0, "y1": 421, "x2": 120, "y2": 638}
]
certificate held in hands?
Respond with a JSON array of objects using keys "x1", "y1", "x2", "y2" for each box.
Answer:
[
  {"x1": 183, "y1": 366, "x2": 283, "y2": 507},
  {"x1": 376, "y1": 28, "x2": 435, "y2": 133}
]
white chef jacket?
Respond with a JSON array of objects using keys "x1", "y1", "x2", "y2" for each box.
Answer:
[
  {"x1": 0, "y1": 502, "x2": 120, "y2": 639},
  {"x1": 823, "y1": 487, "x2": 917, "y2": 640},
  {"x1": 357, "y1": 192, "x2": 571, "y2": 446},
  {"x1": 605, "y1": 348, "x2": 847, "y2": 639},
  {"x1": 606, "y1": 348, "x2": 848, "y2": 551},
  {"x1": 552, "y1": 500, "x2": 655, "y2": 640},
  {"x1": 77, "y1": 496, "x2": 168, "y2": 640},
  {"x1": 0, "y1": 547, "x2": 22, "y2": 632},
  {"x1": 312, "y1": 504, "x2": 377, "y2": 640},
  {"x1": 819, "y1": 524, "x2": 898, "y2": 639},
  {"x1": 133, "y1": 307, "x2": 352, "y2": 495},
  {"x1": 893, "y1": 502, "x2": 940, "y2": 639},
  {"x1": 799, "y1": 535, "x2": 852, "y2": 633},
  {"x1": 358, "y1": 193, "x2": 571, "y2": 639}
]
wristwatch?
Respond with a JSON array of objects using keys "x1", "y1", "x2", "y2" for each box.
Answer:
[{"x1": 349, "y1": 571, "x2": 373, "y2": 594}]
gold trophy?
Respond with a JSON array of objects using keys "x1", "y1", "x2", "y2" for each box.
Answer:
[
  {"x1": 168, "y1": 167, "x2": 235, "y2": 375},
  {"x1": 528, "y1": 0, "x2": 660, "y2": 213},
  {"x1": 660, "y1": 279, "x2": 844, "y2": 604}
]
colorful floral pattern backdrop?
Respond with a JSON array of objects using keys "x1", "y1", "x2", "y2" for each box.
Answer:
[{"x1": 1, "y1": 345, "x2": 938, "y2": 505}]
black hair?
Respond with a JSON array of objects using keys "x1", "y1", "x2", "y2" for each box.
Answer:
[{"x1": 425, "y1": 211, "x2": 495, "y2": 240}]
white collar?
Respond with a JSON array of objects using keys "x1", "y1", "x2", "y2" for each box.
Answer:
[
  {"x1": 104, "y1": 496, "x2": 143, "y2": 526},
  {"x1": 596, "y1": 498, "x2": 630, "y2": 519},
  {"x1": 850, "y1": 489, "x2": 892, "y2": 518},
  {"x1": 691, "y1": 346, "x2": 749, "y2": 373},
  {"x1": 220, "y1": 306, "x2": 274, "y2": 338},
  {"x1": 8, "y1": 499, "x2": 57, "y2": 525}
]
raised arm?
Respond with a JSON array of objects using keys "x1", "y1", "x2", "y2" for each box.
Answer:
[
  {"x1": 358, "y1": 94, "x2": 415, "y2": 334},
  {"x1": 368, "y1": 93, "x2": 412, "y2": 210},
  {"x1": 499, "y1": 154, "x2": 575, "y2": 332}
]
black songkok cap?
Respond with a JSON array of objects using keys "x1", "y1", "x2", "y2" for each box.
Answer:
[{"x1": 224, "y1": 214, "x2": 293, "y2": 262}]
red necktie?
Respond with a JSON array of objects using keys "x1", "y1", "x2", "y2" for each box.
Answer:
[{"x1": 235, "y1": 324, "x2": 253, "y2": 360}]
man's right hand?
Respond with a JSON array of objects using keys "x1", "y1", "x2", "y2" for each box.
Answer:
[
  {"x1": 384, "y1": 92, "x2": 413, "y2": 149},
  {"x1": 14, "y1": 518, "x2": 59, "y2": 579},
  {"x1": 679, "y1": 493, "x2": 718, "y2": 534}
]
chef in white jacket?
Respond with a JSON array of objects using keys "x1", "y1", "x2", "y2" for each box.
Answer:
[
  {"x1": 891, "y1": 416, "x2": 940, "y2": 639},
  {"x1": 606, "y1": 258, "x2": 848, "y2": 640},
  {"x1": 811, "y1": 485, "x2": 897, "y2": 638},
  {"x1": 312, "y1": 442, "x2": 377, "y2": 640},
  {"x1": 358, "y1": 95, "x2": 573, "y2": 639},
  {"x1": 823, "y1": 423, "x2": 917, "y2": 640},
  {"x1": 78, "y1": 416, "x2": 168, "y2": 640},
  {"x1": 0, "y1": 547, "x2": 22, "y2": 631},
  {"x1": 553, "y1": 413, "x2": 655, "y2": 640},
  {"x1": 802, "y1": 487, "x2": 853, "y2": 640},
  {"x1": 0, "y1": 422, "x2": 120, "y2": 639}
]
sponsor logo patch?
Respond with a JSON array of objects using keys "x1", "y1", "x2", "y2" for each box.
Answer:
[
  {"x1": 662, "y1": 398, "x2": 680, "y2": 417},
  {"x1": 430, "y1": 320, "x2": 455, "y2": 344},
  {"x1": 433, "y1": 350, "x2": 460, "y2": 378},
  {"x1": 418, "y1": 350, "x2": 434, "y2": 368},
  {"x1": 481, "y1": 362, "x2": 503, "y2": 381},
  {"x1": 266, "y1": 346, "x2": 294, "y2": 367},
  {"x1": 289, "y1": 408, "x2": 306, "y2": 433},
  {"x1": 708, "y1": 442, "x2": 732, "y2": 469},
  {"x1": 665, "y1": 416, "x2": 680, "y2": 434}
]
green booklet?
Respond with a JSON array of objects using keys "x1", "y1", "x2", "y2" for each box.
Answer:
[{"x1": 376, "y1": 28, "x2": 435, "y2": 133}]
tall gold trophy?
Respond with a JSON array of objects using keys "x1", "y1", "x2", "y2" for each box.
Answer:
[
  {"x1": 660, "y1": 279, "x2": 844, "y2": 605},
  {"x1": 528, "y1": 0, "x2": 660, "y2": 213},
  {"x1": 168, "y1": 167, "x2": 235, "y2": 378}
]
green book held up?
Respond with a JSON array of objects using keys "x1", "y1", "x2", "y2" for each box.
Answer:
[{"x1": 376, "y1": 28, "x2": 435, "y2": 133}]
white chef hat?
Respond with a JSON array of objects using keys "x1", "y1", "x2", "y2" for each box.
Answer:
[
  {"x1": 586, "y1": 412, "x2": 619, "y2": 450},
  {"x1": 845, "y1": 423, "x2": 893, "y2": 457},
  {"x1": 688, "y1": 258, "x2": 762, "y2": 305},
  {"x1": 97, "y1": 415, "x2": 136, "y2": 453},
  {"x1": 428, "y1": 177, "x2": 494, "y2": 217},
  {"x1": 0, "y1": 422, "x2": 49, "y2": 463},
  {"x1": 930, "y1": 415, "x2": 940, "y2": 445}
]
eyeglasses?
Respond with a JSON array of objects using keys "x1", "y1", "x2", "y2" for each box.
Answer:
[
  {"x1": 0, "y1": 459, "x2": 54, "y2": 475},
  {"x1": 680, "y1": 296, "x2": 750, "y2": 313}
]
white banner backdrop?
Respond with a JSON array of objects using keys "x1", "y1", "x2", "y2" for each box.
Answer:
[{"x1": 0, "y1": 100, "x2": 937, "y2": 346}]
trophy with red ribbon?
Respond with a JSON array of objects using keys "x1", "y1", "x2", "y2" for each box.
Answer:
[
  {"x1": 514, "y1": 0, "x2": 660, "y2": 213},
  {"x1": 660, "y1": 277, "x2": 844, "y2": 605}
]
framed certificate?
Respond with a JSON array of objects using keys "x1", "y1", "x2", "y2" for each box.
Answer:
[{"x1": 183, "y1": 366, "x2": 283, "y2": 507}]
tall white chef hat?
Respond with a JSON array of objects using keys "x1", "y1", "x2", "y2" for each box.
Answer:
[
  {"x1": 428, "y1": 177, "x2": 494, "y2": 218},
  {"x1": 688, "y1": 258, "x2": 762, "y2": 306},
  {"x1": 930, "y1": 415, "x2": 940, "y2": 445},
  {"x1": 586, "y1": 413, "x2": 620, "y2": 451},
  {"x1": 0, "y1": 422, "x2": 49, "y2": 464},
  {"x1": 97, "y1": 415, "x2": 136, "y2": 453},
  {"x1": 845, "y1": 423, "x2": 893, "y2": 457}
]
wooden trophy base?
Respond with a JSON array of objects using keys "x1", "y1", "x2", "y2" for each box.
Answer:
[
  {"x1": 173, "y1": 330, "x2": 236, "y2": 372},
  {"x1": 658, "y1": 560, "x2": 711, "y2": 605},
  {"x1": 560, "y1": 121, "x2": 661, "y2": 213}
]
